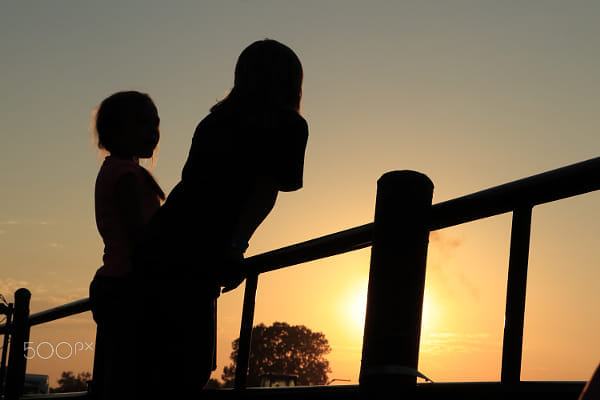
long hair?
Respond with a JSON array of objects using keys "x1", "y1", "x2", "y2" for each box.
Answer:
[{"x1": 211, "y1": 39, "x2": 303, "y2": 114}]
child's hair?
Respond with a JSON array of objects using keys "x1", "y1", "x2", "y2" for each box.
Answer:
[
  {"x1": 93, "y1": 90, "x2": 158, "y2": 157},
  {"x1": 211, "y1": 39, "x2": 303, "y2": 114}
]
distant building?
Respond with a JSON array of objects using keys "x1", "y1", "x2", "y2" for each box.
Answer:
[
  {"x1": 259, "y1": 373, "x2": 298, "y2": 387},
  {"x1": 24, "y1": 374, "x2": 49, "y2": 394}
]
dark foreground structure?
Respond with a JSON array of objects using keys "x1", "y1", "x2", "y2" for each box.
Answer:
[{"x1": 2, "y1": 157, "x2": 598, "y2": 399}]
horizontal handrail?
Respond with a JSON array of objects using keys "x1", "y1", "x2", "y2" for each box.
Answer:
[
  {"x1": 245, "y1": 156, "x2": 600, "y2": 274},
  {"x1": 1, "y1": 157, "x2": 597, "y2": 330},
  {"x1": 431, "y1": 156, "x2": 600, "y2": 230},
  {"x1": 245, "y1": 223, "x2": 373, "y2": 274},
  {"x1": 0, "y1": 156, "x2": 598, "y2": 397},
  {"x1": 0, "y1": 299, "x2": 90, "y2": 334},
  {"x1": 28, "y1": 298, "x2": 90, "y2": 327}
]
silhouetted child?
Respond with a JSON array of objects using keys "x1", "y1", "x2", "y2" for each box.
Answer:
[
  {"x1": 134, "y1": 39, "x2": 308, "y2": 396},
  {"x1": 89, "y1": 91, "x2": 164, "y2": 400}
]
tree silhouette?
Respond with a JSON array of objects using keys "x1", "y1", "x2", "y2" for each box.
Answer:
[
  {"x1": 50, "y1": 371, "x2": 91, "y2": 393},
  {"x1": 222, "y1": 322, "x2": 331, "y2": 387}
]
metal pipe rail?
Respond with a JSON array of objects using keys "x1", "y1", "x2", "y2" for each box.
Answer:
[
  {"x1": 0, "y1": 299, "x2": 91, "y2": 336},
  {"x1": 1, "y1": 156, "x2": 598, "y2": 331},
  {"x1": 243, "y1": 156, "x2": 600, "y2": 276},
  {"x1": 234, "y1": 156, "x2": 600, "y2": 388},
  {"x1": 0, "y1": 156, "x2": 598, "y2": 397},
  {"x1": 28, "y1": 299, "x2": 91, "y2": 328}
]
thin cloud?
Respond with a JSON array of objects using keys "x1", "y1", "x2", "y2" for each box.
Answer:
[
  {"x1": 428, "y1": 232, "x2": 481, "y2": 301},
  {"x1": 0, "y1": 279, "x2": 89, "y2": 316},
  {"x1": 421, "y1": 331, "x2": 497, "y2": 355},
  {"x1": 430, "y1": 231, "x2": 463, "y2": 254},
  {"x1": 0, "y1": 220, "x2": 55, "y2": 225},
  {"x1": 0, "y1": 278, "x2": 30, "y2": 300}
]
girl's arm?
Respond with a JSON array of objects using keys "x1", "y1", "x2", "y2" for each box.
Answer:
[
  {"x1": 221, "y1": 175, "x2": 278, "y2": 292},
  {"x1": 234, "y1": 113, "x2": 307, "y2": 239},
  {"x1": 232, "y1": 175, "x2": 279, "y2": 247}
]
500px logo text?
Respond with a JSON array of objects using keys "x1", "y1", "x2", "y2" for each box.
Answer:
[{"x1": 24, "y1": 341, "x2": 94, "y2": 360}]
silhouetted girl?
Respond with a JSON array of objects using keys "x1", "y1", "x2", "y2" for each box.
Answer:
[
  {"x1": 135, "y1": 39, "x2": 308, "y2": 395},
  {"x1": 89, "y1": 91, "x2": 164, "y2": 400}
]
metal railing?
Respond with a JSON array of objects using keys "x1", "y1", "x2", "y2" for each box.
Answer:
[
  {"x1": 234, "y1": 156, "x2": 600, "y2": 389},
  {"x1": 0, "y1": 156, "x2": 598, "y2": 398}
]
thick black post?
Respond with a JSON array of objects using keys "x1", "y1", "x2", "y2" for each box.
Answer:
[
  {"x1": 360, "y1": 171, "x2": 434, "y2": 391},
  {"x1": 501, "y1": 207, "x2": 532, "y2": 384},
  {"x1": 234, "y1": 272, "x2": 259, "y2": 389},
  {"x1": 5, "y1": 288, "x2": 31, "y2": 400}
]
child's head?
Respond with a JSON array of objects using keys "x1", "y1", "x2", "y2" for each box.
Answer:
[
  {"x1": 212, "y1": 39, "x2": 303, "y2": 113},
  {"x1": 94, "y1": 91, "x2": 160, "y2": 160}
]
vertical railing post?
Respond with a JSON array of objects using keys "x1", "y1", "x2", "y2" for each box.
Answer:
[
  {"x1": 360, "y1": 171, "x2": 434, "y2": 391},
  {"x1": 5, "y1": 288, "x2": 31, "y2": 400},
  {"x1": 501, "y1": 206, "x2": 533, "y2": 384},
  {"x1": 234, "y1": 272, "x2": 259, "y2": 389}
]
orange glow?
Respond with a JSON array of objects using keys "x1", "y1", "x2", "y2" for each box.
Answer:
[
  {"x1": 421, "y1": 290, "x2": 442, "y2": 335},
  {"x1": 344, "y1": 281, "x2": 368, "y2": 335}
]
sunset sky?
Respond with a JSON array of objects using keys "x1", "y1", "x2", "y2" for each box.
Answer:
[{"x1": 1, "y1": 1, "x2": 599, "y2": 387}]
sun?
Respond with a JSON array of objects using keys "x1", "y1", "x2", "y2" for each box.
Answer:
[
  {"x1": 340, "y1": 281, "x2": 441, "y2": 338},
  {"x1": 421, "y1": 289, "x2": 441, "y2": 335},
  {"x1": 338, "y1": 276, "x2": 442, "y2": 342},
  {"x1": 351, "y1": 287, "x2": 368, "y2": 331},
  {"x1": 342, "y1": 282, "x2": 368, "y2": 334}
]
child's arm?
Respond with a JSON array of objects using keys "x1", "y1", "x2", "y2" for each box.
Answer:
[{"x1": 115, "y1": 172, "x2": 145, "y2": 248}]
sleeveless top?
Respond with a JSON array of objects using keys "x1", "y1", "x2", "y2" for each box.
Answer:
[{"x1": 95, "y1": 156, "x2": 162, "y2": 277}]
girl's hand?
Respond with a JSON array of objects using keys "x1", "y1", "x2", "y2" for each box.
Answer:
[{"x1": 221, "y1": 247, "x2": 246, "y2": 293}]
